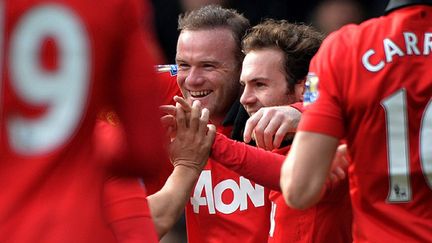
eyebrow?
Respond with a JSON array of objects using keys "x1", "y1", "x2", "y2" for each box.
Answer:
[
  {"x1": 175, "y1": 58, "x2": 220, "y2": 64},
  {"x1": 242, "y1": 77, "x2": 269, "y2": 83}
]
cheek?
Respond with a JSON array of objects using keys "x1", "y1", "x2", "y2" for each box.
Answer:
[
  {"x1": 176, "y1": 75, "x2": 187, "y2": 90},
  {"x1": 175, "y1": 77, "x2": 188, "y2": 98},
  {"x1": 259, "y1": 94, "x2": 273, "y2": 106},
  {"x1": 176, "y1": 75, "x2": 184, "y2": 85},
  {"x1": 296, "y1": 87, "x2": 304, "y2": 101},
  {"x1": 264, "y1": 92, "x2": 287, "y2": 106}
]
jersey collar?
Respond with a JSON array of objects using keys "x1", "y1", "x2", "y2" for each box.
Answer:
[{"x1": 386, "y1": 0, "x2": 432, "y2": 14}]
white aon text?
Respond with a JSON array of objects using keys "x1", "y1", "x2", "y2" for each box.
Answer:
[{"x1": 191, "y1": 170, "x2": 265, "y2": 214}]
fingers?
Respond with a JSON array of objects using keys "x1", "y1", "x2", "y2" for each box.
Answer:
[
  {"x1": 335, "y1": 144, "x2": 350, "y2": 169},
  {"x1": 189, "y1": 101, "x2": 201, "y2": 131},
  {"x1": 160, "y1": 115, "x2": 175, "y2": 128},
  {"x1": 198, "y1": 108, "x2": 210, "y2": 136},
  {"x1": 252, "y1": 114, "x2": 271, "y2": 150},
  {"x1": 262, "y1": 117, "x2": 285, "y2": 151},
  {"x1": 204, "y1": 124, "x2": 216, "y2": 148},
  {"x1": 207, "y1": 124, "x2": 216, "y2": 138},
  {"x1": 244, "y1": 111, "x2": 262, "y2": 143},
  {"x1": 168, "y1": 100, "x2": 213, "y2": 173},
  {"x1": 161, "y1": 115, "x2": 176, "y2": 140},
  {"x1": 173, "y1": 96, "x2": 192, "y2": 112},
  {"x1": 160, "y1": 105, "x2": 176, "y2": 116},
  {"x1": 273, "y1": 123, "x2": 290, "y2": 149},
  {"x1": 244, "y1": 106, "x2": 302, "y2": 151},
  {"x1": 328, "y1": 144, "x2": 350, "y2": 184},
  {"x1": 333, "y1": 167, "x2": 346, "y2": 180},
  {"x1": 329, "y1": 167, "x2": 346, "y2": 183},
  {"x1": 175, "y1": 102, "x2": 187, "y2": 131}
]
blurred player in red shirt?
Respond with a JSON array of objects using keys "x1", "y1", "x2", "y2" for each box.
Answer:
[
  {"x1": 97, "y1": 69, "x2": 191, "y2": 240},
  {"x1": 281, "y1": 0, "x2": 432, "y2": 242},
  {"x1": 0, "y1": 0, "x2": 169, "y2": 242}
]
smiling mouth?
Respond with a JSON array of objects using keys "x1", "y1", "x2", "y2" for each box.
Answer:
[{"x1": 189, "y1": 90, "x2": 212, "y2": 98}]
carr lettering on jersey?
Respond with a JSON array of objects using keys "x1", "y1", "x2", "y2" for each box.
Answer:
[{"x1": 362, "y1": 32, "x2": 432, "y2": 72}]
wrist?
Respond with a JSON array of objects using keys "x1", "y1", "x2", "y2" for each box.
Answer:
[{"x1": 173, "y1": 161, "x2": 202, "y2": 177}]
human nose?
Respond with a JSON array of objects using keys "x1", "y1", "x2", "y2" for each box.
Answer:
[
  {"x1": 240, "y1": 85, "x2": 256, "y2": 106},
  {"x1": 184, "y1": 67, "x2": 206, "y2": 87}
]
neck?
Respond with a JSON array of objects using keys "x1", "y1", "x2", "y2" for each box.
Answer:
[{"x1": 210, "y1": 116, "x2": 224, "y2": 127}]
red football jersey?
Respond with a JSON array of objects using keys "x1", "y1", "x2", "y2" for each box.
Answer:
[
  {"x1": 211, "y1": 134, "x2": 352, "y2": 243},
  {"x1": 301, "y1": 5, "x2": 432, "y2": 242},
  {"x1": 95, "y1": 70, "x2": 181, "y2": 195},
  {"x1": 185, "y1": 126, "x2": 271, "y2": 243},
  {"x1": 0, "y1": 0, "x2": 165, "y2": 242},
  {"x1": 268, "y1": 147, "x2": 352, "y2": 243}
]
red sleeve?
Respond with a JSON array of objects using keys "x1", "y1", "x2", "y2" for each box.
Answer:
[
  {"x1": 103, "y1": 176, "x2": 158, "y2": 243},
  {"x1": 289, "y1": 102, "x2": 305, "y2": 113},
  {"x1": 112, "y1": 0, "x2": 168, "y2": 177},
  {"x1": 156, "y1": 72, "x2": 182, "y2": 105},
  {"x1": 110, "y1": 218, "x2": 159, "y2": 243},
  {"x1": 210, "y1": 133, "x2": 286, "y2": 191},
  {"x1": 93, "y1": 116, "x2": 173, "y2": 194}
]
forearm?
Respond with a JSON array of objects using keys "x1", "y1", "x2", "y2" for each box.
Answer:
[
  {"x1": 147, "y1": 165, "x2": 200, "y2": 238},
  {"x1": 211, "y1": 133, "x2": 285, "y2": 191},
  {"x1": 281, "y1": 131, "x2": 339, "y2": 209}
]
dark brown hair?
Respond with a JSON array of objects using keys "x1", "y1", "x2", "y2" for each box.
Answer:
[
  {"x1": 178, "y1": 5, "x2": 250, "y2": 65},
  {"x1": 242, "y1": 19, "x2": 324, "y2": 91}
]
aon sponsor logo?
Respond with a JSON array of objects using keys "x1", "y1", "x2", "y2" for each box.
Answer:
[{"x1": 191, "y1": 170, "x2": 265, "y2": 214}]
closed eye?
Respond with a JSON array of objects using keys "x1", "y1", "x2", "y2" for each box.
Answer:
[
  {"x1": 255, "y1": 81, "x2": 266, "y2": 88},
  {"x1": 177, "y1": 63, "x2": 190, "y2": 70},
  {"x1": 202, "y1": 63, "x2": 217, "y2": 70}
]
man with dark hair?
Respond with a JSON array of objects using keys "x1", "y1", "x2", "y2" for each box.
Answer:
[
  {"x1": 174, "y1": 5, "x2": 272, "y2": 243},
  {"x1": 175, "y1": 5, "x2": 248, "y2": 127},
  {"x1": 171, "y1": 19, "x2": 352, "y2": 242},
  {"x1": 241, "y1": 19, "x2": 323, "y2": 104},
  {"x1": 209, "y1": 19, "x2": 352, "y2": 242},
  {"x1": 161, "y1": 5, "x2": 305, "y2": 243},
  {"x1": 281, "y1": 0, "x2": 432, "y2": 242},
  {"x1": 155, "y1": 5, "x2": 309, "y2": 242}
]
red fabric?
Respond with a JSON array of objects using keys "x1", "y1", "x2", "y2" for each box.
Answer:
[
  {"x1": 110, "y1": 217, "x2": 159, "y2": 243},
  {"x1": 0, "y1": 0, "x2": 164, "y2": 242},
  {"x1": 301, "y1": 5, "x2": 432, "y2": 242},
  {"x1": 156, "y1": 70, "x2": 183, "y2": 105},
  {"x1": 95, "y1": 71, "x2": 181, "y2": 194},
  {"x1": 211, "y1": 135, "x2": 352, "y2": 242},
  {"x1": 289, "y1": 102, "x2": 305, "y2": 113},
  {"x1": 185, "y1": 126, "x2": 271, "y2": 243},
  {"x1": 94, "y1": 71, "x2": 181, "y2": 238},
  {"x1": 103, "y1": 177, "x2": 159, "y2": 242},
  {"x1": 211, "y1": 133, "x2": 284, "y2": 191},
  {"x1": 268, "y1": 147, "x2": 352, "y2": 243},
  {"x1": 143, "y1": 71, "x2": 181, "y2": 194}
]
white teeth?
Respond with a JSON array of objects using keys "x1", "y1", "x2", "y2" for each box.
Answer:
[{"x1": 190, "y1": 90, "x2": 211, "y2": 97}]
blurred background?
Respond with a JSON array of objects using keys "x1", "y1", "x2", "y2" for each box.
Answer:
[
  {"x1": 151, "y1": 0, "x2": 387, "y2": 64},
  {"x1": 149, "y1": 0, "x2": 389, "y2": 242}
]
